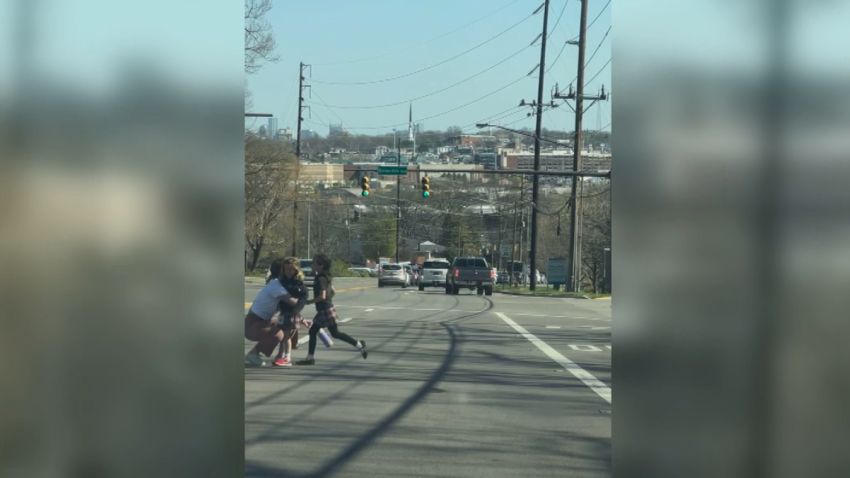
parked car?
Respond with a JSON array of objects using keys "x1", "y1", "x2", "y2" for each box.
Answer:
[
  {"x1": 378, "y1": 263, "x2": 409, "y2": 288},
  {"x1": 299, "y1": 259, "x2": 315, "y2": 286},
  {"x1": 446, "y1": 257, "x2": 495, "y2": 296},
  {"x1": 419, "y1": 259, "x2": 451, "y2": 290},
  {"x1": 496, "y1": 271, "x2": 510, "y2": 284}
]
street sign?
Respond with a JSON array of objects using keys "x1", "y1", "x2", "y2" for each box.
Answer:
[
  {"x1": 547, "y1": 257, "x2": 568, "y2": 284},
  {"x1": 377, "y1": 165, "x2": 408, "y2": 175}
]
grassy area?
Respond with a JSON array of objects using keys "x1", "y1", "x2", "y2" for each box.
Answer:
[{"x1": 495, "y1": 284, "x2": 610, "y2": 299}]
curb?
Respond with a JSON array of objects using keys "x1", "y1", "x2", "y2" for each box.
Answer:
[{"x1": 495, "y1": 290, "x2": 590, "y2": 299}]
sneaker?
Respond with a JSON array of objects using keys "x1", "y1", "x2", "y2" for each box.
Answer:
[
  {"x1": 273, "y1": 357, "x2": 292, "y2": 367},
  {"x1": 296, "y1": 358, "x2": 315, "y2": 366},
  {"x1": 359, "y1": 341, "x2": 368, "y2": 360},
  {"x1": 244, "y1": 352, "x2": 264, "y2": 367}
]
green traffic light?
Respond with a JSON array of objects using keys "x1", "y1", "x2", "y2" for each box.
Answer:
[
  {"x1": 423, "y1": 191, "x2": 430, "y2": 198},
  {"x1": 362, "y1": 190, "x2": 369, "y2": 197}
]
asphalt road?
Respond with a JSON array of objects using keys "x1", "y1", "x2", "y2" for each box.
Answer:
[{"x1": 245, "y1": 277, "x2": 611, "y2": 478}]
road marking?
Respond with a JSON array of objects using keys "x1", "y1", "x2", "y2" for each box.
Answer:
[
  {"x1": 512, "y1": 313, "x2": 607, "y2": 321},
  {"x1": 546, "y1": 326, "x2": 561, "y2": 329},
  {"x1": 336, "y1": 305, "x2": 482, "y2": 313},
  {"x1": 591, "y1": 326, "x2": 610, "y2": 330},
  {"x1": 569, "y1": 344, "x2": 603, "y2": 352},
  {"x1": 496, "y1": 312, "x2": 611, "y2": 404},
  {"x1": 339, "y1": 318, "x2": 352, "y2": 323}
]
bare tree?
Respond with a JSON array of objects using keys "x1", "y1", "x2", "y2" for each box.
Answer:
[
  {"x1": 245, "y1": 0, "x2": 279, "y2": 74},
  {"x1": 245, "y1": 133, "x2": 297, "y2": 271}
]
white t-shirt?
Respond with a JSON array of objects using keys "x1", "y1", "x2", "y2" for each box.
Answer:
[{"x1": 249, "y1": 278, "x2": 291, "y2": 321}]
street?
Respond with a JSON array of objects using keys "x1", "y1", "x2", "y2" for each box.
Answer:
[{"x1": 245, "y1": 278, "x2": 611, "y2": 478}]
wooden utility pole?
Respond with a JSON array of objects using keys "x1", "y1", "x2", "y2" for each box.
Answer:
[{"x1": 529, "y1": 0, "x2": 550, "y2": 291}]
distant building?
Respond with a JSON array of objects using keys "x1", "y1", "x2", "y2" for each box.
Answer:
[
  {"x1": 298, "y1": 162, "x2": 344, "y2": 184},
  {"x1": 267, "y1": 118, "x2": 279, "y2": 139},
  {"x1": 453, "y1": 134, "x2": 497, "y2": 148},
  {"x1": 301, "y1": 129, "x2": 319, "y2": 140},
  {"x1": 503, "y1": 150, "x2": 611, "y2": 173}
]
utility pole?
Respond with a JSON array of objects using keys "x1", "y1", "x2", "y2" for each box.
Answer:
[
  {"x1": 295, "y1": 62, "x2": 310, "y2": 158},
  {"x1": 553, "y1": 1, "x2": 607, "y2": 293},
  {"x1": 307, "y1": 200, "x2": 311, "y2": 258},
  {"x1": 396, "y1": 131, "x2": 401, "y2": 263},
  {"x1": 293, "y1": 62, "x2": 310, "y2": 257},
  {"x1": 528, "y1": 0, "x2": 550, "y2": 291}
]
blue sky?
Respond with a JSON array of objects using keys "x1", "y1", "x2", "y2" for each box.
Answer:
[{"x1": 246, "y1": 0, "x2": 611, "y2": 136}]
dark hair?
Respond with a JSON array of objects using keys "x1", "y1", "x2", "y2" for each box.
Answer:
[
  {"x1": 267, "y1": 258, "x2": 284, "y2": 284},
  {"x1": 313, "y1": 254, "x2": 332, "y2": 276}
]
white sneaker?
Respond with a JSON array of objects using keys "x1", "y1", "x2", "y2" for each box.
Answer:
[{"x1": 244, "y1": 352, "x2": 264, "y2": 367}]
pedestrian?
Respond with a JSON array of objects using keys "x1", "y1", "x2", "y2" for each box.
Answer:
[
  {"x1": 244, "y1": 258, "x2": 300, "y2": 366},
  {"x1": 271, "y1": 257, "x2": 309, "y2": 367},
  {"x1": 297, "y1": 254, "x2": 367, "y2": 365}
]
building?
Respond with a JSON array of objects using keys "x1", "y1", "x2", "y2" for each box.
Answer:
[
  {"x1": 502, "y1": 149, "x2": 611, "y2": 173},
  {"x1": 453, "y1": 134, "x2": 497, "y2": 148},
  {"x1": 267, "y1": 117, "x2": 279, "y2": 139},
  {"x1": 329, "y1": 123, "x2": 345, "y2": 136},
  {"x1": 298, "y1": 162, "x2": 344, "y2": 184}
]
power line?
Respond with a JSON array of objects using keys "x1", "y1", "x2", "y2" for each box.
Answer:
[
  {"x1": 546, "y1": 0, "x2": 570, "y2": 41},
  {"x1": 317, "y1": 43, "x2": 535, "y2": 109},
  {"x1": 311, "y1": 0, "x2": 528, "y2": 67},
  {"x1": 312, "y1": 74, "x2": 537, "y2": 132},
  {"x1": 584, "y1": 57, "x2": 611, "y2": 87},
  {"x1": 567, "y1": 0, "x2": 611, "y2": 42},
  {"x1": 311, "y1": 89, "x2": 346, "y2": 125},
  {"x1": 583, "y1": 26, "x2": 611, "y2": 71},
  {"x1": 310, "y1": 9, "x2": 538, "y2": 85}
]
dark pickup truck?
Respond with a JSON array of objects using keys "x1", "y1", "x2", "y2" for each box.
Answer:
[{"x1": 446, "y1": 257, "x2": 495, "y2": 296}]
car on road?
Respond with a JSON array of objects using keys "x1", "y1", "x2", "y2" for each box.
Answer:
[
  {"x1": 446, "y1": 256, "x2": 495, "y2": 296},
  {"x1": 299, "y1": 259, "x2": 315, "y2": 286},
  {"x1": 418, "y1": 259, "x2": 451, "y2": 290},
  {"x1": 378, "y1": 263, "x2": 410, "y2": 288},
  {"x1": 496, "y1": 270, "x2": 510, "y2": 284}
]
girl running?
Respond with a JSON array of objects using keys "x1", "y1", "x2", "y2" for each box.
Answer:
[{"x1": 297, "y1": 254, "x2": 367, "y2": 365}]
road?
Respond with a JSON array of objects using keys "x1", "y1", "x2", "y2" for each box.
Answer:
[{"x1": 245, "y1": 277, "x2": 611, "y2": 477}]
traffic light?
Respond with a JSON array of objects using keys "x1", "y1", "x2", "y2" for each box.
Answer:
[
  {"x1": 360, "y1": 176, "x2": 371, "y2": 197},
  {"x1": 421, "y1": 175, "x2": 431, "y2": 198}
]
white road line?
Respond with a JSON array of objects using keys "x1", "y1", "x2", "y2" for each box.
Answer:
[
  {"x1": 338, "y1": 305, "x2": 481, "y2": 313},
  {"x1": 496, "y1": 312, "x2": 611, "y2": 404},
  {"x1": 339, "y1": 318, "x2": 352, "y2": 323},
  {"x1": 546, "y1": 326, "x2": 561, "y2": 329},
  {"x1": 569, "y1": 344, "x2": 603, "y2": 352}
]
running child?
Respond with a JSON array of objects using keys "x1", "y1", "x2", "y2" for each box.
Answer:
[{"x1": 296, "y1": 254, "x2": 367, "y2": 365}]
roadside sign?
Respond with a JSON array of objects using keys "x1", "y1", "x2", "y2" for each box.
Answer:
[
  {"x1": 377, "y1": 165, "x2": 408, "y2": 175},
  {"x1": 547, "y1": 257, "x2": 568, "y2": 284}
]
